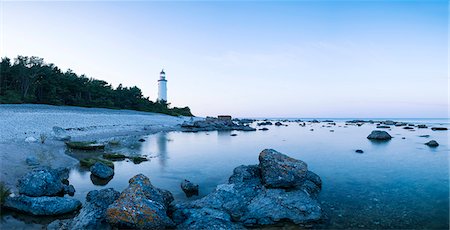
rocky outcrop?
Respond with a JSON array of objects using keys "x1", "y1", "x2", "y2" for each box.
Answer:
[
  {"x1": 17, "y1": 167, "x2": 73, "y2": 197},
  {"x1": 4, "y1": 195, "x2": 81, "y2": 216},
  {"x1": 181, "y1": 179, "x2": 199, "y2": 197},
  {"x1": 367, "y1": 130, "x2": 392, "y2": 141},
  {"x1": 106, "y1": 174, "x2": 175, "y2": 229},
  {"x1": 257, "y1": 121, "x2": 273, "y2": 126},
  {"x1": 181, "y1": 118, "x2": 256, "y2": 132},
  {"x1": 259, "y1": 149, "x2": 308, "y2": 188},
  {"x1": 90, "y1": 162, "x2": 114, "y2": 179},
  {"x1": 170, "y1": 149, "x2": 322, "y2": 228}
]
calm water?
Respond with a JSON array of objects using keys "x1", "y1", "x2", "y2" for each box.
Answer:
[{"x1": 4, "y1": 119, "x2": 450, "y2": 229}]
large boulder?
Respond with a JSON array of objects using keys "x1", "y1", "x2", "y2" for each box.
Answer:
[
  {"x1": 367, "y1": 130, "x2": 392, "y2": 141},
  {"x1": 4, "y1": 195, "x2": 81, "y2": 216},
  {"x1": 17, "y1": 167, "x2": 70, "y2": 197},
  {"x1": 90, "y1": 162, "x2": 114, "y2": 179},
  {"x1": 171, "y1": 150, "x2": 322, "y2": 228},
  {"x1": 106, "y1": 174, "x2": 175, "y2": 229},
  {"x1": 258, "y1": 149, "x2": 308, "y2": 188}
]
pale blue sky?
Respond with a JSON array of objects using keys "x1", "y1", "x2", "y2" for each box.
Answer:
[{"x1": 1, "y1": 1, "x2": 448, "y2": 118}]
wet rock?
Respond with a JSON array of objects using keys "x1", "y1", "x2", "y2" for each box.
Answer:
[
  {"x1": 259, "y1": 127, "x2": 269, "y2": 131},
  {"x1": 230, "y1": 134, "x2": 238, "y2": 136},
  {"x1": 383, "y1": 120, "x2": 395, "y2": 125},
  {"x1": 181, "y1": 179, "x2": 199, "y2": 197},
  {"x1": 259, "y1": 149, "x2": 308, "y2": 188},
  {"x1": 431, "y1": 127, "x2": 448, "y2": 131},
  {"x1": 90, "y1": 174, "x2": 113, "y2": 186},
  {"x1": 18, "y1": 167, "x2": 65, "y2": 197},
  {"x1": 417, "y1": 124, "x2": 428, "y2": 129},
  {"x1": 138, "y1": 138, "x2": 146, "y2": 142},
  {"x1": 90, "y1": 162, "x2": 114, "y2": 179},
  {"x1": 52, "y1": 126, "x2": 71, "y2": 141},
  {"x1": 64, "y1": 185, "x2": 76, "y2": 196},
  {"x1": 65, "y1": 141, "x2": 105, "y2": 150},
  {"x1": 4, "y1": 195, "x2": 81, "y2": 216},
  {"x1": 355, "y1": 149, "x2": 364, "y2": 153},
  {"x1": 25, "y1": 156, "x2": 40, "y2": 166},
  {"x1": 257, "y1": 121, "x2": 273, "y2": 126},
  {"x1": 376, "y1": 125, "x2": 390, "y2": 129},
  {"x1": 367, "y1": 130, "x2": 392, "y2": 141},
  {"x1": 171, "y1": 150, "x2": 322, "y2": 228},
  {"x1": 419, "y1": 135, "x2": 430, "y2": 138},
  {"x1": 182, "y1": 118, "x2": 256, "y2": 132},
  {"x1": 274, "y1": 122, "x2": 283, "y2": 126},
  {"x1": 106, "y1": 174, "x2": 175, "y2": 229},
  {"x1": 425, "y1": 140, "x2": 439, "y2": 147},
  {"x1": 403, "y1": 127, "x2": 414, "y2": 130}
]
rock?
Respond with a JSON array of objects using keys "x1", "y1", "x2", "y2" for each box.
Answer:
[
  {"x1": 257, "y1": 121, "x2": 273, "y2": 126},
  {"x1": 182, "y1": 118, "x2": 256, "y2": 132},
  {"x1": 367, "y1": 130, "x2": 392, "y2": 141},
  {"x1": 230, "y1": 134, "x2": 238, "y2": 136},
  {"x1": 102, "y1": 153, "x2": 127, "y2": 161},
  {"x1": 259, "y1": 127, "x2": 269, "y2": 131},
  {"x1": 403, "y1": 127, "x2": 414, "y2": 130},
  {"x1": 171, "y1": 150, "x2": 322, "y2": 228},
  {"x1": 138, "y1": 138, "x2": 146, "y2": 142},
  {"x1": 90, "y1": 174, "x2": 113, "y2": 186},
  {"x1": 431, "y1": 127, "x2": 448, "y2": 131},
  {"x1": 181, "y1": 180, "x2": 199, "y2": 197},
  {"x1": 274, "y1": 122, "x2": 283, "y2": 126},
  {"x1": 425, "y1": 140, "x2": 439, "y2": 147},
  {"x1": 65, "y1": 141, "x2": 105, "y2": 150},
  {"x1": 259, "y1": 149, "x2": 308, "y2": 188},
  {"x1": 310, "y1": 129, "x2": 314, "y2": 131},
  {"x1": 4, "y1": 195, "x2": 81, "y2": 216},
  {"x1": 64, "y1": 188, "x2": 120, "y2": 230},
  {"x1": 355, "y1": 149, "x2": 364, "y2": 153},
  {"x1": 25, "y1": 136, "x2": 37, "y2": 143},
  {"x1": 419, "y1": 135, "x2": 430, "y2": 138},
  {"x1": 64, "y1": 185, "x2": 76, "y2": 196},
  {"x1": 52, "y1": 126, "x2": 71, "y2": 141},
  {"x1": 25, "y1": 156, "x2": 40, "y2": 166},
  {"x1": 18, "y1": 167, "x2": 65, "y2": 197},
  {"x1": 383, "y1": 120, "x2": 395, "y2": 125},
  {"x1": 106, "y1": 174, "x2": 175, "y2": 229},
  {"x1": 376, "y1": 125, "x2": 390, "y2": 129},
  {"x1": 90, "y1": 162, "x2": 114, "y2": 179},
  {"x1": 80, "y1": 158, "x2": 114, "y2": 168},
  {"x1": 417, "y1": 124, "x2": 428, "y2": 129}
]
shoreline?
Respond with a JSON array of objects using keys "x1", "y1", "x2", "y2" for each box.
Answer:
[{"x1": 0, "y1": 104, "x2": 195, "y2": 191}]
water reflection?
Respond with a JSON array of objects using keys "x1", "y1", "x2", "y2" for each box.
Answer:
[{"x1": 156, "y1": 132, "x2": 168, "y2": 168}]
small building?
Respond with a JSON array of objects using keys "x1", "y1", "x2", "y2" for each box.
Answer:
[{"x1": 218, "y1": 115, "x2": 232, "y2": 121}]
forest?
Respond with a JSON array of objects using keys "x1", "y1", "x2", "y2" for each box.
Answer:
[{"x1": 0, "y1": 56, "x2": 193, "y2": 116}]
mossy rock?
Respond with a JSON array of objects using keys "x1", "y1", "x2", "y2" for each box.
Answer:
[
  {"x1": 80, "y1": 158, "x2": 114, "y2": 168},
  {"x1": 66, "y1": 141, "x2": 105, "y2": 150},
  {"x1": 103, "y1": 153, "x2": 127, "y2": 161},
  {"x1": 130, "y1": 156, "x2": 149, "y2": 164}
]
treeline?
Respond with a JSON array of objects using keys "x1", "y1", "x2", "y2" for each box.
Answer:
[{"x1": 0, "y1": 56, "x2": 193, "y2": 116}]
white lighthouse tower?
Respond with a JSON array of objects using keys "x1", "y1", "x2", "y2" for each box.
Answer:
[{"x1": 157, "y1": 69, "x2": 167, "y2": 102}]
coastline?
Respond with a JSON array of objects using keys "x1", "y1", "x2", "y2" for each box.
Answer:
[{"x1": 0, "y1": 104, "x2": 194, "y2": 191}]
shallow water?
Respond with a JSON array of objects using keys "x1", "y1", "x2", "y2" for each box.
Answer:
[{"x1": 3, "y1": 119, "x2": 450, "y2": 229}]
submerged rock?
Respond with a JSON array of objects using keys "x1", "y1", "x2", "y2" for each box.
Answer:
[
  {"x1": 4, "y1": 195, "x2": 81, "y2": 216},
  {"x1": 181, "y1": 179, "x2": 199, "y2": 197},
  {"x1": 171, "y1": 149, "x2": 322, "y2": 228},
  {"x1": 90, "y1": 162, "x2": 114, "y2": 179},
  {"x1": 106, "y1": 174, "x2": 175, "y2": 229},
  {"x1": 425, "y1": 140, "x2": 439, "y2": 147},
  {"x1": 367, "y1": 130, "x2": 392, "y2": 141}
]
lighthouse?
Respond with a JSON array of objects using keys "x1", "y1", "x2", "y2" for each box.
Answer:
[{"x1": 157, "y1": 69, "x2": 167, "y2": 102}]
